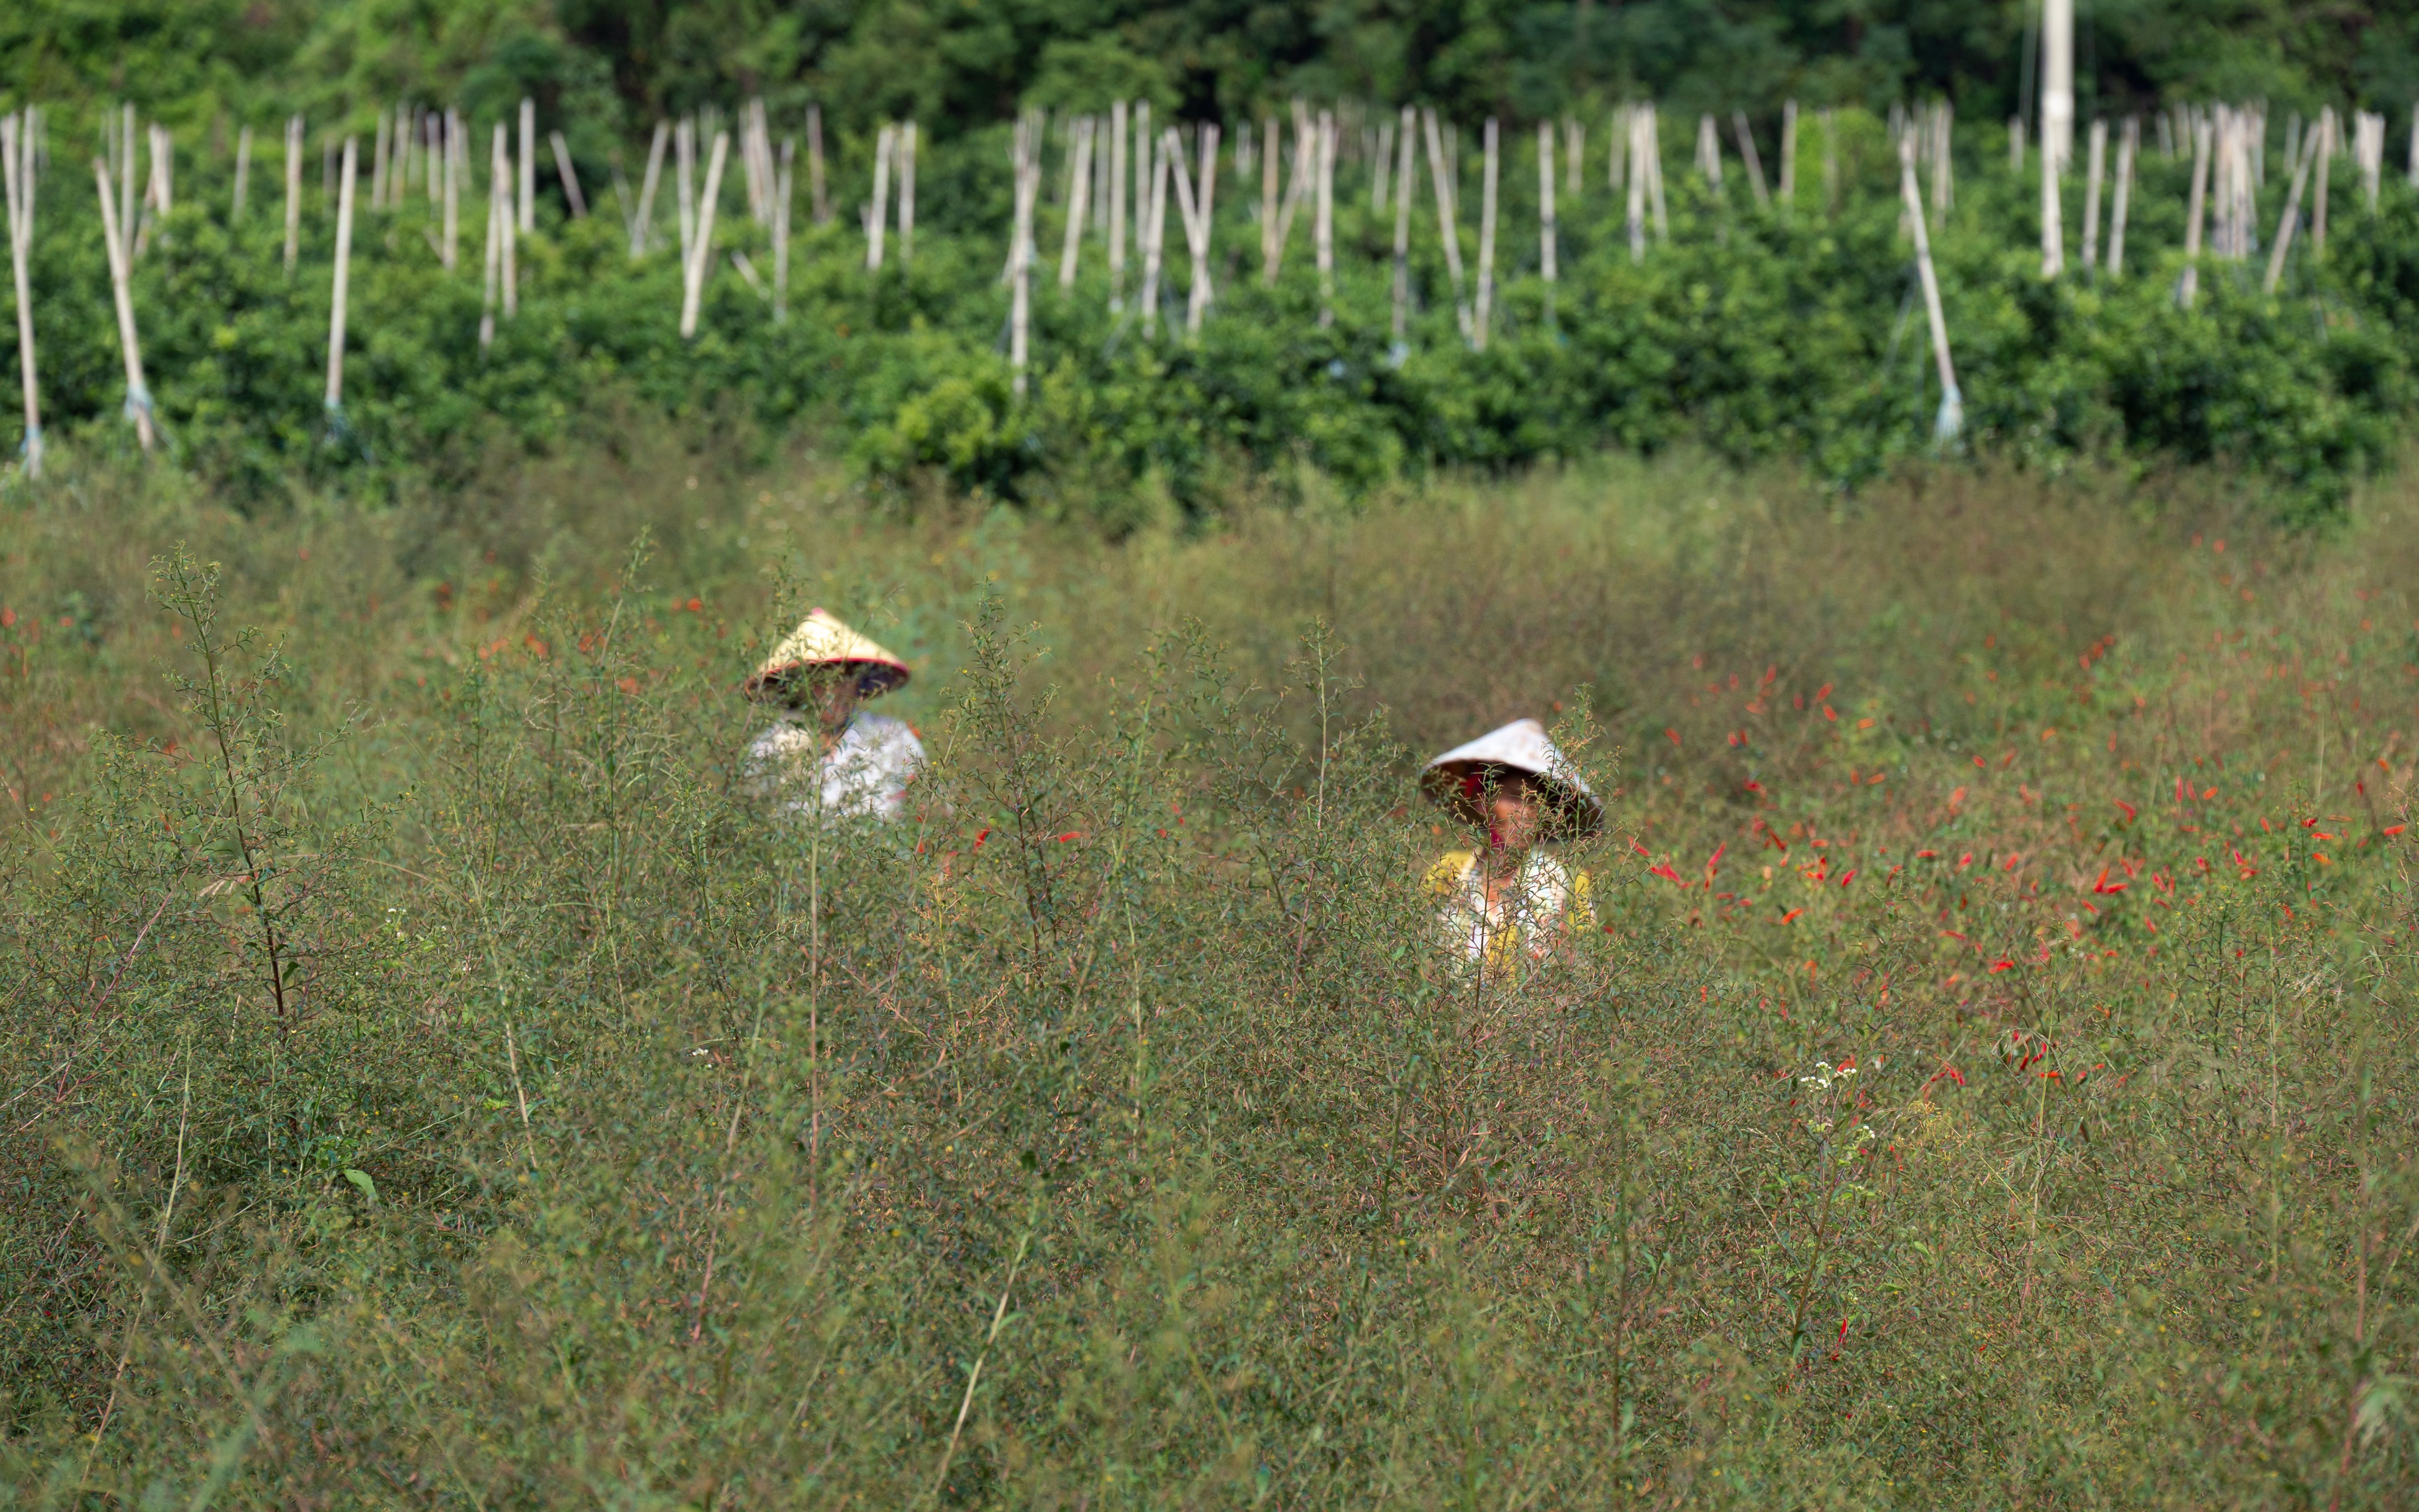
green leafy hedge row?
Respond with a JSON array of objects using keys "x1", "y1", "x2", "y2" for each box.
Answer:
[{"x1": 5, "y1": 108, "x2": 2414, "y2": 522}]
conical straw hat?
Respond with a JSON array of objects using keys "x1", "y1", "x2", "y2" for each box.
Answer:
[
  {"x1": 1419, "y1": 718, "x2": 1602, "y2": 838},
  {"x1": 744, "y1": 609, "x2": 912, "y2": 701}
]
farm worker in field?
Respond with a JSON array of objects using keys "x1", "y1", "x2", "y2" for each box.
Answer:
[
  {"x1": 741, "y1": 608, "x2": 926, "y2": 821},
  {"x1": 1420, "y1": 718, "x2": 1600, "y2": 971}
]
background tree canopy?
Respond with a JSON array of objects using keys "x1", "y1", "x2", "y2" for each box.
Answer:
[{"x1": 8, "y1": 1, "x2": 2419, "y2": 139}]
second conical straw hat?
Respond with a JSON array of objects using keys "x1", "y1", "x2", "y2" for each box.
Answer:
[{"x1": 745, "y1": 609, "x2": 912, "y2": 700}]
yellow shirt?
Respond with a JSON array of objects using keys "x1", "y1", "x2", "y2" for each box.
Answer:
[{"x1": 1423, "y1": 849, "x2": 1595, "y2": 972}]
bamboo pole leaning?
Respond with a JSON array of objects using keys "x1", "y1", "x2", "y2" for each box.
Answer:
[
  {"x1": 2179, "y1": 112, "x2": 2211, "y2": 307},
  {"x1": 2264, "y1": 118, "x2": 2320, "y2": 294},
  {"x1": 633, "y1": 122, "x2": 668, "y2": 259},
  {"x1": 1421, "y1": 108, "x2": 1470, "y2": 338},
  {"x1": 91, "y1": 154, "x2": 155, "y2": 450},
  {"x1": 1897, "y1": 135, "x2": 1961, "y2": 443},
  {"x1": 1138, "y1": 121, "x2": 1170, "y2": 336},
  {"x1": 550, "y1": 131, "x2": 588, "y2": 218},
  {"x1": 326, "y1": 136, "x2": 356, "y2": 416},
  {"x1": 4, "y1": 111, "x2": 40, "y2": 475},
  {"x1": 1059, "y1": 116, "x2": 1094, "y2": 289},
  {"x1": 1732, "y1": 112, "x2": 1769, "y2": 208},
  {"x1": 680, "y1": 130, "x2": 729, "y2": 339},
  {"x1": 1169, "y1": 124, "x2": 1219, "y2": 336}
]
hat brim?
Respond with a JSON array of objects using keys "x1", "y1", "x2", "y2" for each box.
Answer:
[
  {"x1": 743, "y1": 657, "x2": 911, "y2": 703},
  {"x1": 1420, "y1": 760, "x2": 1603, "y2": 840}
]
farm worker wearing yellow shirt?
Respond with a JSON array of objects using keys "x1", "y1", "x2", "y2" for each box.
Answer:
[
  {"x1": 740, "y1": 609, "x2": 926, "y2": 821},
  {"x1": 1420, "y1": 718, "x2": 1600, "y2": 971}
]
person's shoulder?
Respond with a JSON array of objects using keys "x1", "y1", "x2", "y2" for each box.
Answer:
[{"x1": 1423, "y1": 850, "x2": 1475, "y2": 896}]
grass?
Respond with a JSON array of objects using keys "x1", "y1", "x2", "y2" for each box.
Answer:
[{"x1": 0, "y1": 428, "x2": 2415, "y2": 1507}]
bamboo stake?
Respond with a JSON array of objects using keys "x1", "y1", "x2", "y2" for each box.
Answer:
[
  {"x1": 1059, "y1": 115, "x2": 1093, "y2": 288},
  {"x1": 2265, "y1": 119, "x2": 2319, "y2": 294},
  {"x1": 1473, "y1": 117, "x2": 1497, "y2": 348},
  {"x1": 2312, "y1": 107, "x2": 2334, "y2": 257},
  {"x1": 1170, "y1": 124, "x2": 1218, "y2": 336},
  {"x1": 480, "y1": 126, "x2": 504, "y2": 349},
  {"x1": 497, "y1": 125, "x2": 516, "y2": 318},
  {"x1": 2081, "y1": 118, "x2": 2106, "y2": 270},
  {"x1": 2041, "y1": 115, "x2": 2063, "y2": 278},
  {"x1": 232, "y1": 124, "x2": 251, "y2": 220},
  {"x1": 1647, "y1": 107, "x2": 1669, "y2": 240},
  {"x1": 372, "y1": 109, "x2": 389, "y2": 210},
  {"x1": 1270, "y1": 104, "x2": 1313, "y2": 284},
  {"x1": 1779, "y1": 100, "x2": 1797, "y2": 208},
  {"x1": 1391, "y1": 105, "x2": 1414, "y2": 351},
  {"x1": 1134, "y1": 101, "x2": 1152, "y2": 275},
  {"x1": 1315, "y1": 109, "x2": 1336, "y2": 327},
  {"x1": 1732, "y1": 112, "x2": 1769, "y2": 207},
  {"x1": 4, "y1": 112, "x2": 40, "y2": 476},
  {"x1": 1422, "y1": 108, "x2": 1470, "y2": 339},
  {"x1": 550, "y1": 131, "x2": 587, "y2": 217},
  {"x1": 518, "y1": 98, "x2": 535, "y2": 234},
  {"x1": 897, "y1": 121, "x2": 917, "y2": 265},
  {"x1": 326, "y1": 136, "x2": 356, "y2": 412},
  {"x1": 774, "y1": 136, "x2": 794, "y2": 324},
  {"x1": 866, "y1": 124, "x2": 892, "y2": 270},
  {"x1": 1538, "y1": 120, "x2": 1558, "y2": 330},
  {"x1": 1011, "y1": 115, "x2": 1038, "y2": 388},
  {"x1": 444, "y1": 110, "x2": 463, "y2": 271},
  {"x1": 1139, "y1": 122, "x2": 1170, "y2": 336},
  {"x1": 1257, "y1": 110, "x2": 1277, "y2": 286},
  {"x1": 808, "y1": 105, "x2": 830, "y2": 225},
  {"x1": 2108, "y1": 116, "x2": 2135, "y2": 277},
  {"x1": 634, "y1": 122, "x2": 667, "y2": 257},
  {"x1": 1565, "y1": 115, "x2": 1583, "y2": 197},
  {"x1": 1627, "y1": 107, "x2": 1647, "y2": 260},
  {"x1": 1371, "y1": 115, "x2": 1392, "y2": 214},
  {"x1": 680, "y1": 131, "x2": 728, "y2": 339},
  {"x1": 1898, "y1": 136, "x2": 1960, "y2": 442},
  {"x1": 284, "y1": 115, "x2": 303, "y2": 273},
  {"x1": 1695, "y1": 113, "x2": 1722, "y2": 189},
  {"x1": 427, "y1": 111, "x2": 443, "y2": 207},
  {"x1": 677, "y1": 117, "x2": 696, "y2": 268},
  {"x1": 1109, "y1": 102, "x2": 1128, "y2": 309},
  {"x1": 2179, "y1": 112, "x2": 2211, "y2": 307},
  {"x1": 121, "y1": 107, "x2": 136, "y2": 261},
  {"x1": 92, "y1": 156, "x2": 154, "y2": 450}
]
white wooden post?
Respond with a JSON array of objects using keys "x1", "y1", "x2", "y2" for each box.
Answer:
[
  {"x1": 444, "y1": 110, "x2": 463, "y2": 271},
  {"x1": 1647, "y1": 106, "x2": 1669, "y2": 239},
  {"x1": 2081, "y1": 118, "x2": 2106, "y2": 270},
  {"x1": 897, "y1": 121, "x2": 917, "y2": 265},
  {"x1": 1315, "y1": 109, "x2": 1336, "y2": 326},
  {"x1": 283, "y1": 116, "x2": 304, "y2": 273},
  {"x1": 1537, "y1": 120, "x2": 1556, "y2": 327},
  {"x1": 1899, "y1": 136, "x2": 1960, "y2": 441},
  {"x1": 327, "y1": 136, "x2": 356, "y2": 411},
  {"x1": 681, "y1": 130, "x2": 728, "y2": 338},
  {"x1": 2312, "y1": 108, "x2": 2333, "y2": 257},
  {"x1": 1011, "y1": 115, "x2": 1039, "y2": 391},
  {"x1": 866, "y1": 124, "x2": 892, "y2": 270},
  {"x1": 774, "y1": 136, "x2": 795, "y2": 323},
  {"x1": 2041, "y1": 115, "x2": 2063, "y2": 278},
  {"x1": 4, "y1": 112, "x2": 40, "y2": 476},
  {"x1": 480, "y1": 126, "x2": 503, "y2": 349},
  {"x1": 232, "y1": 123, "x2": 251, "y2": 220},
  {"x1": 92, "y1": 155, "x2": 154, "y2": 450},
  {"x1": 2042, "y1": 0, "x2": 2074, "y2": 168},
  {"x1": 1139, "y1": 124, "x2": 1170, "y2": 335},
  {"x1": 1059, "y1": 116, "x2": 1093, "y2": 288},
  {"x1": 676, "y1": 116, "x2": 696, "y2": 269},
  {"x1": 2107, "y1": 117, "x2": 2135, "y2": 277},
  {"x1": 1779, "y1": 100, "x2": 1797, "y2": 208},
  {"x1": 1390, "y1": 105, "x2": 1414, "y2": 349},
  {"x1": 1473, "y1": 117, "x2": 1497, "y2": 348},
  {"x1": 1110, "y1": 102, "x2": 1129, "y2": 308},
  {"x1": 2179, "y1": 112, "x2": 2211, "y2": 307},
  {"x1": 1422, "y1": 108, "x2": 1469, "y2": 338},
  {"x1": 1626, "y1": 107, "x2": 1647, "y2": 260}
]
